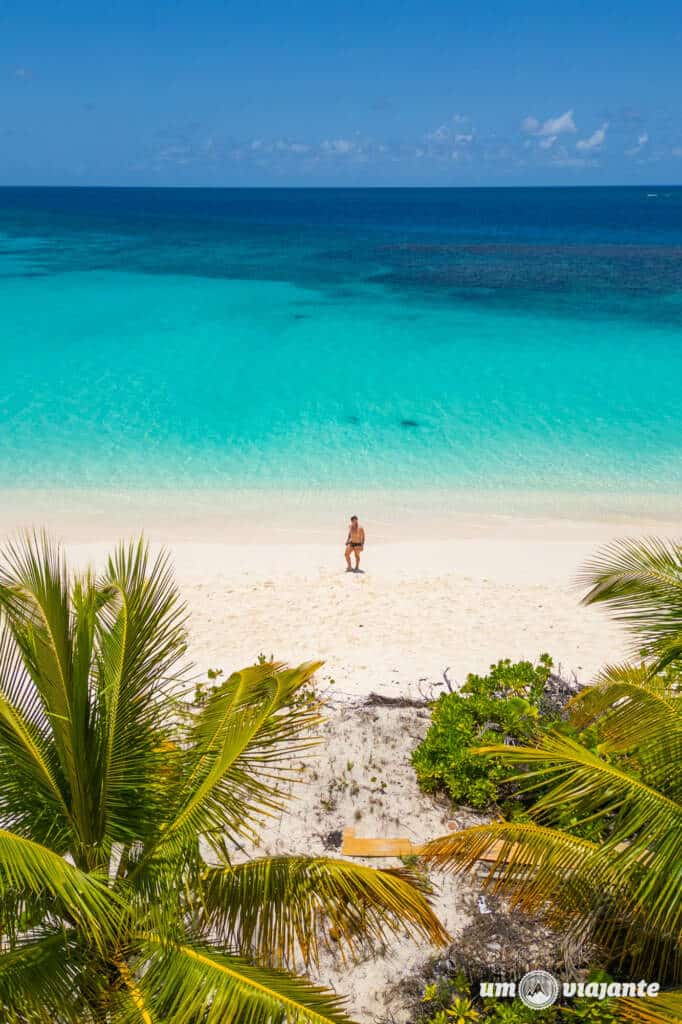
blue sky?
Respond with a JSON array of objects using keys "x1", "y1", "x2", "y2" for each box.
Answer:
[{"x1": 2, "y1": 0, "x2": 681, "y2": 185}]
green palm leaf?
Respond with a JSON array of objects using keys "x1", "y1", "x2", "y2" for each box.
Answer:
[
  {"x1": 419, "y1": 820, "x2": 678, "y2": 976},
  {"x1": 420, "y1": 821, "x2": 601, "y2": 915},
  {"x1": 0, "y1": 932, "x2": 90, "y2": 1024},
  {"x1": 577, "y1": 537, "x2": 682, "y2": 669},
  {"x1": 0, "y1": 533, "x2": 81, "y2": 790},
  {"x1": 473, "y1": 734, "x2": 682, "y2": 935},
  {"x1": 0, "y1": 621, "x2": 74, "y2": 848},
  {"x1": 200, "y1": 855, "x2": 449, "y2": 967},
  {"x1": 93, "y1": 539, "x2": 189, "y2": 850},
  {"x1": 0, "y1": 829, "x2": 118, "y2": 948},
  {"x1": 154, "y1": 661, "x2": 322, "y2": 860},
  {"x1": 111, "y1": 956, "x2": 157, "y2": 1024},
  {"x1": 136, "y1": 938, "x2": 356, "y2": 1024},
  {"x1": 569, "y1": 662, "x2": 682, "y2": 790}
]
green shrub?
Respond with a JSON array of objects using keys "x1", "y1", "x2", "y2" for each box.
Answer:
[
  {"x1": 415, "y1": 971, "x2": 618, "y2": 1024},
  {"x1": 419, "y1": 998, "x2": 616, "y2": 1024},
  {"x1": 411, "y1": 656, "x2": 555, "y2": 809}
]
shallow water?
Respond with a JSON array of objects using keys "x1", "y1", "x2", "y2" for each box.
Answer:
[{"x1": 1, "y1": 186, "x2": 681, "y2": 494}]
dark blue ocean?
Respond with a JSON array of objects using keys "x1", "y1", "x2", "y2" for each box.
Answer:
[{"x1": 1, "y1": 186, "x2": 682, "y2": 493}]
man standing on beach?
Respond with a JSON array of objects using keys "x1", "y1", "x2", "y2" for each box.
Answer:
[{"x1": 345, "y1": 515, "x2": 365, "y2": 572}]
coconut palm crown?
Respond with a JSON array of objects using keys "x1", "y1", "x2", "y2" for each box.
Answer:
[
  {"x1": 577, "y1": 536, "x2": 682, "y2": 672},
  {"x1": 0, "y1": 533, "x2": 447, "y2": 1024},
  {"x1": 421, "y1": 664, "x2": 681, "y2": 980},
  {"x1": 419, "y1": 537, "x2": 682, "y2": 1022}
]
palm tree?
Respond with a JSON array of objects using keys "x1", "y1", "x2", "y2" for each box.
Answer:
[
  {"x1": 0, "y1": 532, "x2": 447, "y2": 1024},
  {"x1": 418, "y1": 537, "x2": 682, "y2": 1020},
  {"x1": 577, "y1": 536, "x2": 682, "y2": 671},
  {"x1": 419, "y1": 666, "x2": 681, "y2": 1020}
]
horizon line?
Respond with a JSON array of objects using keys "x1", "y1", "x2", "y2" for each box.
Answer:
[{"x1": 1, "y1": 182, "x2": 680, "y2": 191}]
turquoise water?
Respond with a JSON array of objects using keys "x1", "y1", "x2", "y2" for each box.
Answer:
[{"x1": 2, "y1": 187, "x2": 682, "y2": 492}]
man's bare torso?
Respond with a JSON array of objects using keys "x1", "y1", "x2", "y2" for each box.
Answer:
[{"x1": 347, "y1": 525, "x2": 365, "y2": 545}]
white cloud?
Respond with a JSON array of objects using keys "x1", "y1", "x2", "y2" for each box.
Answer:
[
  {"x1": 425, "y1": 116, "x2": 472, "y2": 145},
  {"x1": 425, "y1": 124, "x2": 450, "y2": 143},
  {"x1": 625, "y1": 132, "x2": 649, "y2": 157},
  {"x1": 156, "y1": 144, "x2": 192, "y2": 166},
  {"x1": 551, "y1": 156, "x2": 594, "y2": 168},
  {"x1": 522, "y1": 109, "x2": 576, "y2": 137},
  {"x1": 539, "y1": 135, "x2": 558, "y2": 150},
  {"x1": 245, "y1": 138, "x2": 312, "y2": 158},
  {"x1": 576, "y1": 123, "x2": 608, "y2": 151},
  {"x1": 320, "y1": 138, "x2": 356, "y2": 155},
  {"x1": 274, "y1": 140, "x2": 310, "y2": 154},
  {"x1": 451, "y1": 144, "x2": 475, "y2": 162}
]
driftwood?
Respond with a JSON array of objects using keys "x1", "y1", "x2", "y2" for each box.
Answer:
[
  {"x1": 363, "y1": 665, "x2": 580, "y2": 712},
  {"x1": 364, "y1": 667, "x2": 454, "y2": 707},
  {"x1": 441, "y1": 667, "x2": 455, "y2": 692},
  {"x1": 363, "y1": 692, "x2": 428, "y2": 708}
]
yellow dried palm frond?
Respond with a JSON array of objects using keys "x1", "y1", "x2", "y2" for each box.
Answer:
[{"x1": 200, "y1": 854, "x2": 449, "y2": 967}]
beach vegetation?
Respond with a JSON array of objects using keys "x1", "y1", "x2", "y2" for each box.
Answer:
[
  {"x1": 419, "y1": 662, "x2": 681, "y2": 1002},
  {"x1": 415, "y1": 969, "x2": 622, "y2": 1024},
  {"x1": 411, "y1": 656, "x2": 558, "y2": 809},
  {"x1": 0, "y1": 532, "x2": 448, "y2": 1024},
  {"x1": 414, "y1": 538, "x2": 682, "y2": 1020}
]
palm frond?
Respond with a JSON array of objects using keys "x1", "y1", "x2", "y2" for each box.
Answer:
[
  {"x1": 614, "y1": 991, "x2": 682, "y2": 1024},
  {"x1": 153, "y1": 662, "x2": 322, "y2": 860},
  {"x1": 0, "y1": 828, "x2": 119, "y2": 948},
  {"x1": 577, "y1": 537, "x2": 682, "y2": 669},
  {"x1": 200, "y1": 855, "x2": 448, "y2": 968},
  {"x1": 420, "y1": 821, "x2": 600, "y2": 908},
  {"x1": 92, "y1": 539, "x2": 189, "y2": 850},
  {"x1": 0, "y1": 621, "x2": 74, "y2": 847},
  {"x1": 0, "y1": 532, "x2": 75, "y2": 747},
  {"x1": 614, "y1": 991, "x2": 679, "y2": 1024},
  {"x1": 0, "y1": 532, "x2": 97, "y2": 852},
  {"x1": 0, "y1": 932, "x2": 90, "y2": 1024},
  {"x1": 114, "y1": 957, "x2": 157, "y2": 1024},
  {"x1": 419, "y1": 821, "x2": 679, "y2": 976},
  {"x1": 136, "y1": 938, "x2": 356, "y2": 1024},
  {"x1": 569, "y1": 663, "x2": 682, "y2": 791},
  {"x1": 472, "y1": 733, "x2": 682, "y2": 938}
]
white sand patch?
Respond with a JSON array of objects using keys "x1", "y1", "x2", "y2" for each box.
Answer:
[{"x1": 241, "y1": 703, "x2": 484, "y2": 1023}]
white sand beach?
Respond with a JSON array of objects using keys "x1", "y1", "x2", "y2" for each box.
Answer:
[{"x1": 1, "y1": 487, "x2": 680, "y2": 697}]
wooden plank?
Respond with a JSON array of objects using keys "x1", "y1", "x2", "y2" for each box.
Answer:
[
  {"x1": 341, "y1": 827, "x2": 417, "y2": 857},
  {"x1": 341, "y1": 828, "x2": 536, "y2": 865}
]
